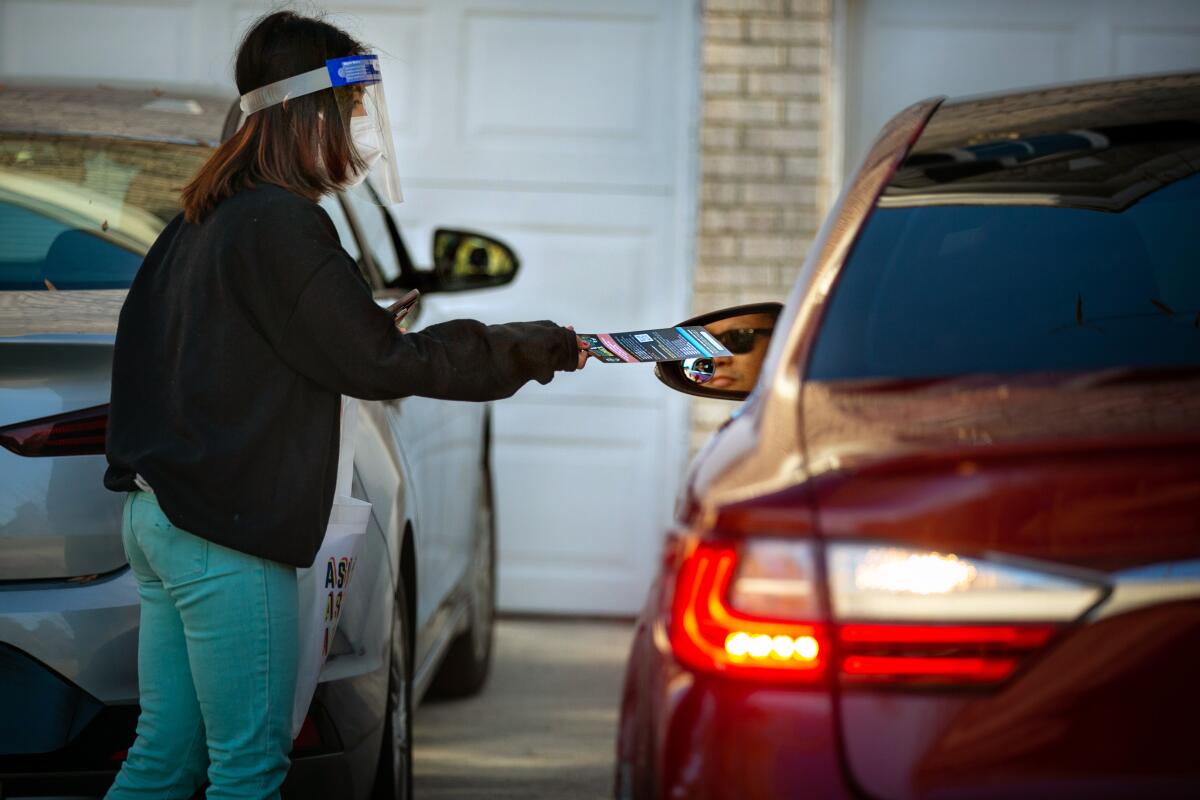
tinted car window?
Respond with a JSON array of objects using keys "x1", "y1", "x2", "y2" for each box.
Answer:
[
  {"x1": 0, "y1": 134, "x2": 208, "y2": 290},
  {"x1": 810, "y1": 97, "x2": 1200, "y2": 381}
]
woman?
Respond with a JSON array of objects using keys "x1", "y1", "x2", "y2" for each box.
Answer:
[{"x1": 102, "y1": 11, "x2": 586, "y2": 798}]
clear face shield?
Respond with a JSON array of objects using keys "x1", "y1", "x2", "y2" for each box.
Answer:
[{"x1": 238, "y1": 55, "x2": 403, "y2": 204}]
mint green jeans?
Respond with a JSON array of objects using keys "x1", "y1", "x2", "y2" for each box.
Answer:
[{"x1": 105, "y1": 491, "x2": 298, "y2": 800}]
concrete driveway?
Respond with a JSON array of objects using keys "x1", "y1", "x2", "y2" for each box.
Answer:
[{"x1": 414, "y1": 618, "x2": 634, "y2": 800}]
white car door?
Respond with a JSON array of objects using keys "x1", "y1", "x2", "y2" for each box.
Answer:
[{"x1": 332, "y1": 192, "x2": 483, "y2": 633}]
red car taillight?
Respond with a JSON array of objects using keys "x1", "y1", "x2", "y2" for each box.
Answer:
[
  {"x1": 668, "y1": 537, "x2": 1105, "y2": 687},
  {"x1": 0, "y1": 404, "x2": 109, "y2": 457},
  {"x1": 669, "y1": 539, "x2": 828, "y2": 684},
  {"x1": 836, "y1": 624, "x2": 1057, "y2": 685},
  {"x1": 829, "y1": 542, "x2": 1103, "y2": 685}
]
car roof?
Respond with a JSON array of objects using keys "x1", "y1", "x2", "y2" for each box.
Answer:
[
  {"x1": 0, "y1": 79, "x2": 233, "y2": 146},
  {"x1": 925, "y1": 70, "x2": 1200, "y2": 149},
  {"x1": 886, "y1": 71, "x2": 1200, "y2": 212}
]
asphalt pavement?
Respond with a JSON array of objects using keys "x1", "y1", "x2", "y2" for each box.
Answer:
[{"x1": 414, "y1": 618, "x2": 634, "y2": 800}]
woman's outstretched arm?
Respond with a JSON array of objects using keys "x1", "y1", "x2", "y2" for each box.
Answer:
[{"x1": 275, "y1": 253, "x2": 582, "y2": 401}]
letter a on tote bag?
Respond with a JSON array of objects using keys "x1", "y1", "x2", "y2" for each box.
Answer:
[{"x1": 291, "y1": 397, "x2": 371, "y2": 737}]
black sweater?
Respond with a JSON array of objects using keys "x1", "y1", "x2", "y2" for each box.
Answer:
[{"x1": 105, "y1": 185, "x2": 578, "y2": 567}]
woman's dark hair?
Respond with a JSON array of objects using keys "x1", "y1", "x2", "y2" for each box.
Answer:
[{"x1": 181, "y1": 11, "x2": 366, "y2": 222}]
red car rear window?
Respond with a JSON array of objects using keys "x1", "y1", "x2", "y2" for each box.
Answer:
[{"x1": 809, "y1": 110, "x2": 1200, "y2": 380}]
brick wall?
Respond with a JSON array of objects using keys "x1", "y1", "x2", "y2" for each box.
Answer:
[{"x1": 690, "y1": 0, "x2": 834, "y2": 452}]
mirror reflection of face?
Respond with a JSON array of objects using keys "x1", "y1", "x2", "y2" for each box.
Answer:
[
  {"x1": 703, "y1": 312, "x2": 776, "y2": 392},
  {"x1": 682, "y1": 357, "x2": 715, "y2": 385}
]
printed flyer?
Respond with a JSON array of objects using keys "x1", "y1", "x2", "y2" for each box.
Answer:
[{"x1": 579, "y1": 326, "x2": 733, "y2": 363}]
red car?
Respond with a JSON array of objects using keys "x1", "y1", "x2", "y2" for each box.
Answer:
[{"x1": 616, "y1": 72, "x2": 1200, "y2": 800}]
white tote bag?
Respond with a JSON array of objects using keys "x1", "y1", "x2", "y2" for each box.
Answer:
[{"x1": 291, "y1": 397, "x2": 372, "y2": 737}]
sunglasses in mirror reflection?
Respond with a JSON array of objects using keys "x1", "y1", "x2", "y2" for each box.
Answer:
[{"x1": 684, "y1": 312, "x2": 778, "y2": 393}]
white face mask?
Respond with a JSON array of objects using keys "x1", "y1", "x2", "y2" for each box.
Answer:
[{"x1": 343, "y1": 115, "x2": 382, "y2": 188}]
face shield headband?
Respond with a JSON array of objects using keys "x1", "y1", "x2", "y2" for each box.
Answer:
[{"x1": 239, "y1": 55, "x2": 403, "y2": 204}]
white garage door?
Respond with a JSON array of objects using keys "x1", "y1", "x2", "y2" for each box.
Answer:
[
  {"x1": 842, "y1": 0, "x2": 1200, "y2": 177},
  {"x1": 0, "y1": 0, "x2": 698, "y2": 615}
]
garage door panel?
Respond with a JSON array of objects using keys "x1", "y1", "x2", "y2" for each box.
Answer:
[
  {"x1": 463, "y1": 12, "x2": 654, "y2": 145},
  {"x1": 484, "y1": 227, "x2": 659, "y2": 324},
  {"x1": 439, "y1": 1, "x2": 676, "y2": 188},
  {"x1": 846, "y1": 0, "x2": 1200, "y2": 176},
  {"x1": 389, "y1": 184, "x2": 675, "y2": 231},
  {"x1": 496, "y1": 443, "x2": 644, "y2": 566},
  {"x1": 393, "y1": 201, "x2": 684, "y2": 402},
  {"x1": 493, "y1": 401, "x2": 662, "y2": 614},
  {"x1": 863, "y1": 23, "x2": 1075, "y2": 109},
  {"x1": 1114, "y1": 28, "x2": 1200, "y2": 74},
  {"x1": 384, "y1": 186, "x2": 687, "y2": 331},
  {"x1": 494, "y1": 363, "x2": 677, "y2": 411},
  {"x1": 497, "y1": 569, "x2": 648, "y2": 616}
]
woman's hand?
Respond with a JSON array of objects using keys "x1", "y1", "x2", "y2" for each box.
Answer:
[{"x1": 567, "y1": 325, "x2": 590, "y2": 370}]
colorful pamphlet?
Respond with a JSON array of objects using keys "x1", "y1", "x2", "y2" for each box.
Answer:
[{"x1": 579, "y1": 326, "x2": 733, "y2": 363}]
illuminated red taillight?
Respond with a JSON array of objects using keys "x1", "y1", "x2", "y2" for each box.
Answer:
[
  {"x1": 0, "y1": 405, "x2": 108, "y2": 457},
  {"x1": 841, "y1": 654, "x2": 1019, "y2": 683},
  {"x1": 828, "y1": 542, "x2": 1103, "y2": 686},
  {"x1": 836, "y1": 623, "x2": 1057, "y2": 685},
  {"x1": 666, "y1": 536, "x2": 1105, "y2": 688},
  {"x1": 668, "y1": 540, "x2": 827, "y2": 684}
]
